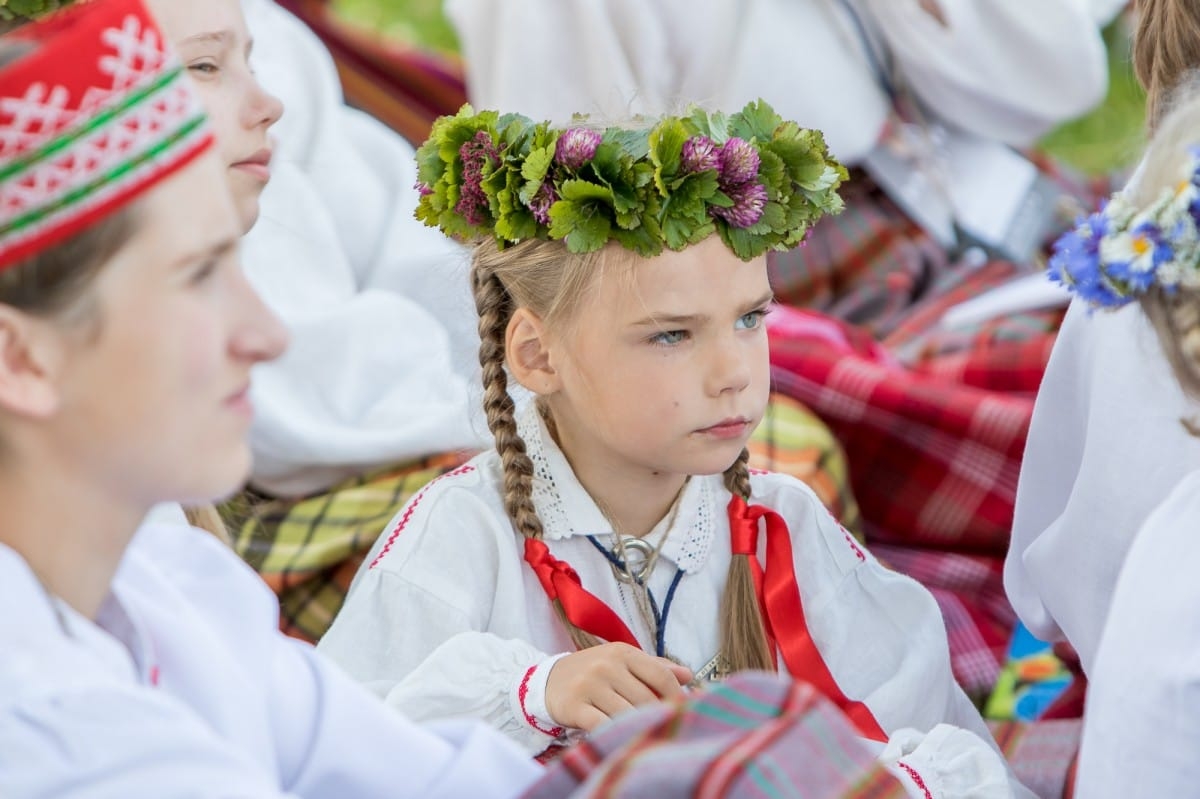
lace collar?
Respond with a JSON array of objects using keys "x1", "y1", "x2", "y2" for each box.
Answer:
[{"x1": 516, "y1": 402, "x2": 718, "y2": 573}]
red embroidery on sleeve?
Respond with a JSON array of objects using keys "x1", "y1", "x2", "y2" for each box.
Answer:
[
  {"x1": 518, "y1": 664, "x2": 565, "y2": 738},
  {"x1": 368, "y1": 465, "x2": 475, "y2": 569},
  {"x1": 897, "y1": 761, "x2": 934, "y2": 799}
]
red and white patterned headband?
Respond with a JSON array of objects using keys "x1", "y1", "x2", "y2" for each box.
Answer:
[{"x1": 0, "y1": 0, "x2": 214, "y2": 269}]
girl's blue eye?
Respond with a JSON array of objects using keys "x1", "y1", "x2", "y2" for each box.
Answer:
[
  {"x1": 735, "y1": 309, "x2": 767, "y2": 330},
  {"x1": 650, "y1": 329, "x2": 688, "y2": 346}
]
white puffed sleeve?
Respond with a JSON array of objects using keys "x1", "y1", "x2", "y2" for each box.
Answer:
[{"x1": 318, "y1": 464, "x2": 578, "y2": 755}]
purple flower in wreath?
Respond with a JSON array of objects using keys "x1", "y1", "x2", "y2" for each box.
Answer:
[
  {"x1": 717, "y1": 137, "x2": 761, "y2": 186},
  {"x1": 680, "y1": 135, "x2": 720, "y2": 174},
  {"x1": 712, "y1": 181, "x2": 768, "y2": 228},
  {"x1": 528, "y1": 180, "x2": 559, "y2": 225},
  {"x1": 554, "y1": 128, "x2": 603, "y2": 170},
  {"x1": 455, "y1": 131, "x2": 500, "y2": 226}
]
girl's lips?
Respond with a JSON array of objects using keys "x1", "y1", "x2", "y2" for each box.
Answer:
[
  {"x1": 696, "y1": 418, "x2": 751, "y2": 440},
  {"x1": 224, "y1": 385, "x2": 254, "y2": 419},
  {"x1": 232, "y1": 149, "x2": 272, "y2": 182}
]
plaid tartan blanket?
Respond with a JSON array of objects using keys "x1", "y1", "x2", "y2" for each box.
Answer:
[{"x1": 523, "y1": 672, "x2": 906, "y2": 799}]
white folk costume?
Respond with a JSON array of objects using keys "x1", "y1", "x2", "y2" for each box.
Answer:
[
  {"x1": 0, "y1": 523, "x2": 539, "y2": 798},
  {"x1": 320, "y1": 406, "x2": 1032, "y2": 798},
  {"x1": 1073, "y1": 470, "x2": 1200, "y2": 796},
  {"x1": 235, "y1": 0, "x2": 486, "y2": 497},
  {"x1": 1006, "y1": 298, "x2": 1200, "y2": 673}
]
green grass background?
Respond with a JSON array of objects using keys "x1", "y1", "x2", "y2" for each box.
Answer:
[{"x1": 332, "y1": 0, "x2": 1146, "y2": 179}]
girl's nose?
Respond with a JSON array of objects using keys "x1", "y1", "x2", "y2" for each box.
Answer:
[
  {"x1": 243, "y1": 76, "x2": 283, "y2": 131},
  {"x1": 706, "y1": 337, "x2": 751, "y2": 396},
  {"x1": 230, "y1": 267, "x2": 289, "y2": 363}
]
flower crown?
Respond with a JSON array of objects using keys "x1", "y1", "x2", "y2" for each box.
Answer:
[
  {"x1": 1049, "y1": 146, "x2": 1200, "y2": 308},
  {"x1": 413, "y1": 99, "x2": 847, "y2": 261}
]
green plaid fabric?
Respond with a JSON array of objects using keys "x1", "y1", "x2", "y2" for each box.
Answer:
[{"x1": 223, "y1": 393, "x2": 858, "y2": 643}]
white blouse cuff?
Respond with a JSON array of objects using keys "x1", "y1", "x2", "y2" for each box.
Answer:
[
  {"x1": 879, "y1": 724, "x2": 1017, "y2": 798},
  {"x1": 509, "y1": 652, "x2": 570, "y2": 739}
]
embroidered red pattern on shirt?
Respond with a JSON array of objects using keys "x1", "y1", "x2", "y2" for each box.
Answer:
[
  {"x1": 518, "y1": 664, "x2": 565, "y2": 738},
  {"x1": 368, "y1": 464, "x2": 476, "y2": 569},
  {"x1": 897, "y1": 761, "x2": 934, "y2": 799},
  {"x1": 840, "y1": 524, "x2": 866, "y2": 561}
]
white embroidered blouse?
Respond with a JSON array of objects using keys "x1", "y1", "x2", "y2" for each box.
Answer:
[{"x1": 319, "y1": 406, "x2": 1032, "y2": 797}]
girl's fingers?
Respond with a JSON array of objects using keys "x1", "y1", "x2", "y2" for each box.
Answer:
[
  {"x1": 588, "y1": 690, "x2": 637, "y2": 725},
  {"x1": 572, "y1": 703, "x2": 611, "y2": 733},
  {"x1": 629, "y1": 657, "x2": 690, "y2": 701}
]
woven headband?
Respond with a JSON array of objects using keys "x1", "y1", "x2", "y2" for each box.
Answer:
[{"x1": 0, "y1": 0, "x2": 214, "y2": 269}]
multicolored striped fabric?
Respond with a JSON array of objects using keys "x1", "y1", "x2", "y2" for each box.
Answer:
[
  {"x1": 223, "y1": 393, "x2": 859, "y2": 643},
  {"x1": 522, "y1": 672, "x2": 907, "y2": 799},
  {"x1": 0, "y1": 0, "x2": 214, "y2": 268}
]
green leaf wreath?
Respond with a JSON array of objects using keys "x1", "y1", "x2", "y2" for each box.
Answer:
[{"x1": 414, "y1": 99, "x2": 848, "y2": 261}]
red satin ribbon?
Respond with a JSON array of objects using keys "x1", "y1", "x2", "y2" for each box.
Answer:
[
  {"x1": 524, "y1": 537, "x2": 639, "y2": 648},
  {"x1": 728, "y1": 495, "x2": 887, "y2": 742}
]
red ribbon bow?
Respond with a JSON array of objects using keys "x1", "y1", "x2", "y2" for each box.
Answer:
[
  {"x1": 523, "y1": 537, "x2": 639, "y2": 648},
  {"x1": 728, "y1": 495, "x2": 886, "y2": 742}
]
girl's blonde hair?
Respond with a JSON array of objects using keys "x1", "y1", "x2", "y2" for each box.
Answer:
[
  {"x1": 1133, "y1": 0, "x2": 1200, "y2": 130},
  {"x1": 471, "y1": 237, "x2": 774, "y2": 671},
  {"x1": 1128, "y1": 80, "x2": 1200, "y2": 401}
]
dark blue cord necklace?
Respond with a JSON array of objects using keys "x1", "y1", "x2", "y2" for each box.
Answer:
[{"x1": 586, "y1": 535, "x2": 684, "y2": 658}]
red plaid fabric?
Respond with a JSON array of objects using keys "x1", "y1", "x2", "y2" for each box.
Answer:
[
  {"x1": 768, "y1": 306, "x2": 1033, "y2": 553},
  {"x1": 523, "y1": 672, "x2": 905, "y2": 799}
]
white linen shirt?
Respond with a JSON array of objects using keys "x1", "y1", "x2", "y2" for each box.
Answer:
[
  {"x1": 1075, "y1": 470, "x2": 1200, "y2": 796},
  {"x1": 320, "y1": 406, "x2": 1033, "y2": 797},
  {"x1": 0, "y1": 523, "x2": 540, "y2": 798},
  {"x1": 445, "y1": 0, "x2": 1116, "y2": 164},
  {"x1": 1005, "y1": 299, "x2": 1200, "y2": 674}
]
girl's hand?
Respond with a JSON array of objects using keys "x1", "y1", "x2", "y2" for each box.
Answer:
[{"x1": 544, "y1": 643, "x2": 693, "y2": 731}]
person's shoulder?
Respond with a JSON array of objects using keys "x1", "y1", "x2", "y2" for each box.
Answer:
[
  {"x1": 365, "y1": 450, "x2": 508, "y2": 572},
  {"x1": 744, "y1": 471, "x2": 868, "y2": 566}
]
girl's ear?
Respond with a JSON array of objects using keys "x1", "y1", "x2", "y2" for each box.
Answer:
[
  {"x1": 506, "y1": 307, "x2": 561, "y2": 395},
  {"x1": 0, "y1": 307, "x2": 63, "y2": 419}
]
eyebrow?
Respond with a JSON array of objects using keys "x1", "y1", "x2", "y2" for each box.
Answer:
[
  {"x1": 629, "y1": 290, "x2": 775, "y2": 327},
  {"x1": 181, "y1": 31, "x2": 231, "y2": 47}
]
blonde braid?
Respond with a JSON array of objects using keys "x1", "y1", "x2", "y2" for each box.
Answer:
[
  {"x1": 471, "y1": 255, "x2": 604, "y2": 651},
  {"x1": 718, "y1": 448, "x2": 775, "y2": 673}
]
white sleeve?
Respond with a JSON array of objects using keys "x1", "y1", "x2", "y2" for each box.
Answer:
[
  {"x1": 1005, "y1": 300, "x2": 1091, "y2": 645},
  {"x1": 268, "y1": 637, "x2": 542, "y2": 797},
  {"x1": 878, "y1": 725, "x2": 1028, "y2": 799},
  {"x1": 318, "y1": 566, "x2": 571, "y2": 756},
  {"x1": 860, "y1": 0, "x2": 1110, "y2": 144}
]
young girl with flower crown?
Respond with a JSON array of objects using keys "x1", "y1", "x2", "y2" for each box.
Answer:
[
  {"x1": 318, "y1": 101, "x2": 1034, "y2": 798},
  {"x1": 1039, "y1": 78, "x2": 1200, "y2": 798}
]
